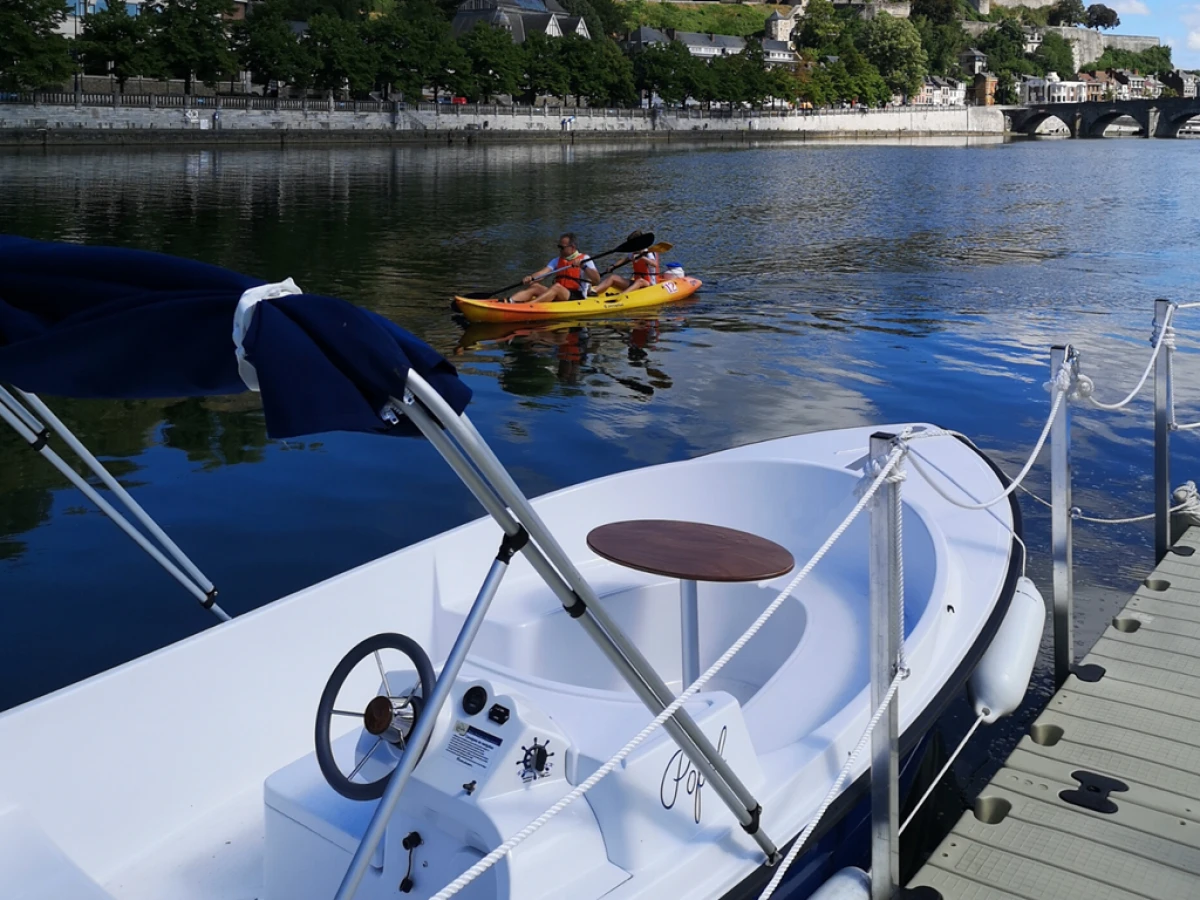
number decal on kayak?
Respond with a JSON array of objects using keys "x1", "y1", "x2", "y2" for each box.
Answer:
[{"x1": 664, "y1": 282, "x2": 678, "y2": 294}]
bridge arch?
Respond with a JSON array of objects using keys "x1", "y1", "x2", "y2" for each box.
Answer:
[
  {"x1": 1083, "y1": 110, "x2": 1141, "y2": 138},
  {"x1": 1015, "y1": 111, "x2": 1075, "y2": 137},
  {"x1": 1158, "y1": 109, "x2": 1200, "y2": 138}
]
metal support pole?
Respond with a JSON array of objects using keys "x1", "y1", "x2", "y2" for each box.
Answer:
[
  {"x1": 680, "y1": 579, "x2": 700, "y2": 687},
  {"x1": 6, "y1": 387, "x2": 218, "y2": 598},
  {"x1": 1154, "y1": 299, "x2": 1173, "y2": 564},
  {"x1": 868, "y1": 432, "x2": 900, "y2": 900},
  {"x1": 1050, "y1": 345, "x2": 1077, "y2": 687},
  {"x1": 0, "y1": 398, "x2": 230, "y2": 621},
  {"x1": 334, "y1": 547, "x2": 516, "y2": 900}
]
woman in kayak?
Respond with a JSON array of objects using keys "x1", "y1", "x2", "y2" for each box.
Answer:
[
  {"x1": 595, "y1": 229, "x2": 661, "y2": 295},
  {"x1": 506, "y1": 233, "x2": 600, "y2": 304}
]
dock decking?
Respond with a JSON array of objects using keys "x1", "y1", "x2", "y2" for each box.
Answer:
[{"x1": 905, "y1": 528, "x2": 1200, "y2": 900}]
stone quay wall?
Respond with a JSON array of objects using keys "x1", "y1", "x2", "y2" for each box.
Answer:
[{"x1": 0, "y1": 101, "x2": 1005, "y2": 145}]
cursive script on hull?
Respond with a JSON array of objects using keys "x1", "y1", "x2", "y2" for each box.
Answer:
[{"x1": 659, "y1": 725, "x2": 728, "y2": 824}]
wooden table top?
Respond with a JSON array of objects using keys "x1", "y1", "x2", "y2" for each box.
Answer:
[{"x1": 586, "y1": 519, "x2": 795, "y2": 583}]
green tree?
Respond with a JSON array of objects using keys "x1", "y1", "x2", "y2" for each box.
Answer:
[
  {"x1": 797, "y1": 0, "x2": 842, "y2": 52},
  {"x1": 305, "y1": 12, "x2": 373, "y2": 95},
  {"x1": 632, "y1": 40, "x2": 690, "y2": 105},
  {"x1": 0, "y1": 0, "x2": 73, "y2": 91},
  {"x1": 77, "y1": 3, "x2": 161, "y2": 91},
  {"x1": 457, "y1": 22, "x2": 521, "y2": 102},
  {"x1": 863, "y1": 12, "x2": 927, "y2": 98},
  {"x1": 593, "y1": 37, "x2": 636, "y2": 106},
  {"x1": 232, "y1": 0, "x2": 309, "y2": 91},
  {"x1": 910, "y1": 0, "x2": 958, "y2": 26},
  {"x1": 977, "y1": 17, "x2": 1035, "y2": 77},
  {"x1": 152, "y1": 0, "x2": 237, "y2": 94},
  {"x1": 520, "y1": 32, "x2": 569, "y2": 102},
  {"x1": 734, "y1": 38, "x2": 772, "y2": 107},
  {"x1": 1085, "y1": 3, "x2": 1118, "y2": 29},
  {"x1": 913, "y1": 17, "x2": 967, "y2": 77},
  {"x1": 1047, "y1": 0, "x2": 1086, "y2": 26},
  {"x1": 709, "y1": 53, "x2": 747, "y2": 105},
  {"x1": 995, "y1": 70, "x2": 1018, "y2": 104},
  {"x1": 1084, "y1": 45, "x2": 1172, "y2": 75},
  {"x1": 1034, "y1": 30, "x2": 1074, "y2": 76}
]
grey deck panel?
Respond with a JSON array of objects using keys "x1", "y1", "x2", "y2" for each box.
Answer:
[{"x1": 905, "y1": 535, "x2": 1200, "y2": 899}]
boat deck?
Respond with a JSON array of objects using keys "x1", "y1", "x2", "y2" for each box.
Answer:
[{"x1": 905, "y1": 527, "x2": 1200, "y2": 900}]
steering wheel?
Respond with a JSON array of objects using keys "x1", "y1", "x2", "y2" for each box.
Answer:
[{"x1": 315, "y1": 633, "x2": 436, "y2": 801}]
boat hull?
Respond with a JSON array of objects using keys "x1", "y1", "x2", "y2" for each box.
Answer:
[
  {"x1": 454, "y1": 276, "x2": 702, "y2": 323},
  {"x1": 0, "y1": 425, "x2": 1022, "y2": 900}
]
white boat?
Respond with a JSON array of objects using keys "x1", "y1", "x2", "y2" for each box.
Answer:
[{"x1": 0, "y1": 237, "x2": 1041, "y2": 900}]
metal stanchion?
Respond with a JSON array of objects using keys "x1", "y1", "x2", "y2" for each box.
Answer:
[
  {"x1": 1050, "y1": 345, "x2": 1078, "y2": 687},
  {"x1": 868, "y1": 432, "x2": 900, "y2": 900},
  {"x1": 1154, "y1": 299, "x2": 1173, "y2": 564}
]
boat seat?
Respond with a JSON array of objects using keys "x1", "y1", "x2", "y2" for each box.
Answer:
[{"x1": 0, "y1": 804, "x2": 117, "y2": 900}]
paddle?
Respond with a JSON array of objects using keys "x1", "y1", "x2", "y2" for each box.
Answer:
[
  {"x1": 600, "y1": 241, "x2": 673, "y2": 276},
  {"x1": 458, "y1": 232, "x2": 656, "y2": 301}
]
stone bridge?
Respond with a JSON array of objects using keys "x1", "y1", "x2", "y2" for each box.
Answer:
[{"x1": 1006, "y1": 98, "x2": 1200, "y2": 138}]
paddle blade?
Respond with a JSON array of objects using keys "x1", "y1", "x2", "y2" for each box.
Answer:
[{"x1": 614, "y1": 232, "x2": 655, "y2": 255}]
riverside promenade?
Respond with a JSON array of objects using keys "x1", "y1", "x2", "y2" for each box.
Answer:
[{"x1": 0, "y1": 95, "x2": 1005, "y2": 146}]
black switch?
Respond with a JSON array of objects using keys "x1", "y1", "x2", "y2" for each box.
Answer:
[{"x1": 488, "y1": 703, "x2": 510, "y2": 725}]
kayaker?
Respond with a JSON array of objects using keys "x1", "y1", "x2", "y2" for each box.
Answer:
[
  {"x1": 506, "y1": 233, "x2": 600, "y2": 304},
  {"x1": 596, "y1": 229, "x2": 661, "y2": 295}
]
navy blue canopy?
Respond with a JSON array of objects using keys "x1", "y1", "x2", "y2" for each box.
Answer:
[{"x1": 0, "y1": 236, "x2": 470, "y2": 439}]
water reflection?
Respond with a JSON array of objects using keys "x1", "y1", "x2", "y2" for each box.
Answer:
[
  {"x1": 3, "y1": 138, "x2": 1200, "y2": 729},
  {"x1": 455, "y1": 317, "x2": 672, "y2": 399}
]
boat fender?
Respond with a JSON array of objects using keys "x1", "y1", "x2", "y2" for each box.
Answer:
[
  {"x1": 804, "y1": 866, "x2": 869, "y2": 900},
  {"x1": 968, "y1": 576, "x2": 1045, "y2": 723}
]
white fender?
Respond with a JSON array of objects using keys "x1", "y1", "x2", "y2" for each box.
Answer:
[
  {"x1": 968, "y1": 576, "x2": 1046, "y2": 723},
  {"x1": 804, "y1": 866, "x2": 869, "y2": 900}
]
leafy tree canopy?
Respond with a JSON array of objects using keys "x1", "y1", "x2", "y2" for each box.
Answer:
[
  {"x1": 305, "y1": 12, "x2": 374, "y2": 93},
  {"x1": 796, "y1": 0, "x2": 842, "y2": 53},
  {"x1": 1047, "y1": 0, "x2": 1086, "y2": 27},
  {"x1": 152, "y1": 0, "x2": 237, "y2": 93},
  {"x1": 1034, "y1": 31, "x2": 1075, "y2": 77},
  {"x1": 232, "y1": 0, "x2": 311, "y2": 89},
  {"x1": 458, "y1": 21, "x2": 522, "y2": 101},
  {"x1": 1085, "y1": 3, "x2": 1119, "y2": 30},
  {"x1": 863, "y1": 12, "x2": 927, "y2": 97},
  {"x1": 78, "y1": 2, "x2": 163, "y2": 90},
  {"x1": 0, "y1": 0, "x2": 74, "y2": 91},
  {"x1": 619, "y1": 0, "x2": 792, "y2": 39},
  {"x1": 1083, "y1": 44, "x2": 1173, "y2": 75}
]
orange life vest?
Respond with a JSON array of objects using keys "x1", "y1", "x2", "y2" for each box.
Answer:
[
  {"x1": 632, "y1": 252, "x2": 659, "y2": 285},
  {"x1": 555, "y1": 253, "x2": 585, "y2": 292}
]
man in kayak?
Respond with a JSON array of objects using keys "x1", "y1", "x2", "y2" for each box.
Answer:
[
  {"x1": 506, "y1": 233, "x2": 600, "y2": 304},
  {"x1": 595, "y1": 229, "x2": 661, "y2": 295}
]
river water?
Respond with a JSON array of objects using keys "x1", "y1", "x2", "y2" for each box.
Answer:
[{"x1": 3, "y1": 136, "x2": 1199, "y2": 808}]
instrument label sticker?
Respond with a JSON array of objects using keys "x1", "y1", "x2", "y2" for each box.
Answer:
[{"x1": 446, "y1": 721, "x2": 504, "y2": 771}]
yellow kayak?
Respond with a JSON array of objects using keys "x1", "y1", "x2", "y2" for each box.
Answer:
[{"x1": 454, "y1": 276, "x2": 702, "y2": 323}]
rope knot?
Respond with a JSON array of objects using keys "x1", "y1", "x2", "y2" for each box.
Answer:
[
  {"x1": 1173, "y1": 481, "x2": 1200, "y2": 526},
  {"x1": 1045, "y1": 362, "x2": 1073, "y2": 396}
]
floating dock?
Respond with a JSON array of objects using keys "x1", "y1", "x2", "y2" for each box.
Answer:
[{"x1": 906, "y1": 528, "x2": 1200, "y2": 900}]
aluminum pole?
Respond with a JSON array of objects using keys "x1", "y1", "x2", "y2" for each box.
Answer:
[
  {"x1": 0, "y1": 400, "x2": 230, "y2": 620},
  {"x1": 335, "y1": 550, "x2": 514, "y2": 900},
  {"x1": 868, "y1": 432, "x2": 900, "y2": 900},
  {"x1": 1050, "y1": 345, "x2": 1077, "y2": 688},
  {"x1": 1154, "y1": 300, "x2": 1173, "y2": 564},
  {"x1": 680, "y1": 579, "x2": 700, "y2": 687},
  {"x1": 6, "y1": 387, "x2": 219, "y2": 601}
]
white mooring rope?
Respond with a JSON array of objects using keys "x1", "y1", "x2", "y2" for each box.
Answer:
[{"x1": 1077, "y1": 304, "x2": 1175, "y2": 411}]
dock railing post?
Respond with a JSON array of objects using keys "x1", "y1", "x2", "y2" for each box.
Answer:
[
  {"x1": 1050, "y1": 345, "x2": 1077, "y2": 688},
  {"x1": 1155, "y1": 298, "x2": 1173, "y2": 564},
  {"x1": 868, "y1": 432, "x2": 900, "y2": 900}
]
